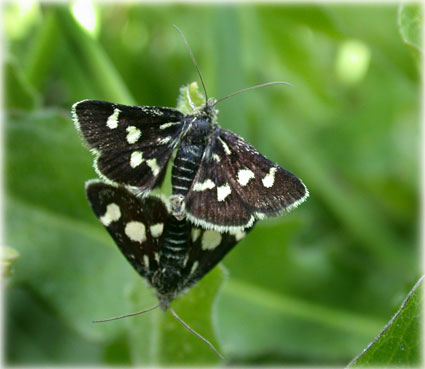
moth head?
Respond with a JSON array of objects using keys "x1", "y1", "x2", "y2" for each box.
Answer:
[{"x1": 197, "y1": 99, "x2": 218, "y2": 124}]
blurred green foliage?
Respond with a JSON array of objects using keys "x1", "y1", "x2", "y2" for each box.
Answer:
[
  {"x1": 4, "y1": 2, "x2": 421, "y2": 366},
  {"x1": 2, "y1": 246, "x2": 20, "y2": 277}
]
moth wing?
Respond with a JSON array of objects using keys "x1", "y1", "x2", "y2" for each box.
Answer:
[
  {"x1": 218, "y1": 129, "x2": 308, "y2": 215},
  {"x1": 184, "y1": 129, "x2": 308, "y2": 231},
  {"x1": 85, "y1": 180, "x2": 170, "y2": 279},
  {"x1": 182, "y1": 226, "x2": 254, "y2": 288},
  {"x1": 73, "y1": 100, "x2": 184, "y2": 192},
  {"x1": 183, "y1": 150, "x2": 255, "y2": 231}
]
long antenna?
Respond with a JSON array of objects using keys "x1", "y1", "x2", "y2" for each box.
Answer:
[
  {"x1": 169, "y1": 306, "x2": 224, "y2": 360},
  {"x1": 92, "y1": 304, "x2": 160, "y2": 323},
  {"x1": 213, "y1": 81, "x2": 292, "y2": 106},
  {"x1": 173, "y1": 25, "x2": 208, "y2": 101}
]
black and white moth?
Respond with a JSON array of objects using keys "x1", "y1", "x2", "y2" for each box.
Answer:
[
  {"x1": 86, "y1": 180, "x2": 252, "y2": 357},
  {"x1": 86, "y1": 179, "x2": 251, "y2": 309},
  {"x1": 72, "y1": 33, "x2": 308, "y2": 232}
]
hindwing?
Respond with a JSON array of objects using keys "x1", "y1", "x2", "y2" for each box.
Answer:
[{"x1": 86, "y1": 180, "x2": 169, "y2": 279}]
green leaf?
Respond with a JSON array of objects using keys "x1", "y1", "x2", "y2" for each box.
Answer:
[
  {"x1": 349, "y1": 276, "x2": 423, "y2": 367},
  {"x1": 128, "y1": 267, "x2": 225, "y2": 365},
  {"x1": 398, "y1": 4, "x2": 422, "y2": 52},
  {"x1": 176, "y1": 82, "x2": 206, "y2": 114}
]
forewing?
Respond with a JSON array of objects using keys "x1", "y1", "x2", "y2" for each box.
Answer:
[
  {"x1": 73, "y1": 100, "x2": 184, "y2": 191},
  {"x1": 85, "y1": 180, "x2": 170, "y2": 279},
  {"x1": 184, "y1": 129, "x2": 308, "y2": 230},
  {"x1": 219, "y1": 129, "x2": 308, "y2": 214},
  {"x1": 183, "y1": 150, "x2": 255, "y2": 231}
]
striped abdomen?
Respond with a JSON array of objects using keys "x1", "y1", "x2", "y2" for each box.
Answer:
[
  {"x1": 153, "y1": 216, "x2": 190, "y2": 295},
  {"x1": 171, "y1": 141, "x2": 205, "y2": 197}
]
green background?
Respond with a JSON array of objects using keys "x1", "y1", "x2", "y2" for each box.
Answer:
[{"x1": 4, "y1": 2, "x2": 421, "y2": 366}]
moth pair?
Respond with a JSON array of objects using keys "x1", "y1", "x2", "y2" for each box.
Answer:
[
  {"x1": 72, "y1": 29, "x2": 308, "y2": 358},
  {"x1": 75, "y1": 81, "x2": 308, "y2": 305}
]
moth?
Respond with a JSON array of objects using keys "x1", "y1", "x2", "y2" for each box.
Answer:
[
  {"x1": 72, "y1": 29, "x2": 308, "y2": 232},
  {"x1": 86, "y1": 180, "x2": 252, "y2": 356}
]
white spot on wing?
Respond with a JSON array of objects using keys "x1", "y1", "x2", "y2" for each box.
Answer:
[
  {"x1": 130, "y1": 151, "x2": 144, "y2": 168},
  {"x1": 201, "y1": 230, "x2": 222, "y2": 250},
  {"x1": 229, "y1": 229, "x2": 246, "y2": 241},
  {"x1": 212, "y1": 154, "x2": 221, "y2": 162},
  {"x1": 150, "y1": 223, "x2": 164, "y2": 238},
  {"x1": 154, "y1": 252, "x2": 160, "y2": 263},
  {"x1": 125, "y1": 221, "x2": 146, "y2": 243},
  {"x1": 160, "y1": 122, "x2": 178, "y2": 130},
  {"x1": 190, "y1": 261, "x2": 199, "y2": 275},
  {"x1": 147, "y1": 158, "x2": 160, "y2": 176},
  {"x1": 143, "y1": 254, "x2": 149, "y2": 268},
  {"x1": 193, "y1": 179, "x2": 215, "y2": 191},
  {"x1": 100, "y1": 203, "x2": 121, "y2": 226},
  {"x1": 262, "y1": 167, "x2": 277, "y2": 188},
  {"x1": 218, "y1": 137, "x2": 231, "y2": 155},
  {"x1": 126, "y1": 126, "x2": 141, "y2": 144},
  {"x1": 217, "y1": 184, "x2": 231, "y2": 202},
  {"x1": 191, "y1": 228, "x2": 201, "y2": 242},
  {"x1": 183, "y1": 254, "x2": 189, "y2": 267},
  {"x1": 237, "y1": 169, "x2": 255, "y2": 186},
  {"x1": 158, "y1": 136, "x2": 171, "y2": 145},
  {"x1": 106, "y1": 108, "x2": 120, "y2": 129}
]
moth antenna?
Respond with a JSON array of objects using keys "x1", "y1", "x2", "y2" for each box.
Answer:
[
  {"x1": 92, "y1": 304, "x2": 160, "y2": 323},
  {"x1": 213, "y1": 81, "x2": 292, "y2": 106},
  {"x1": 173, "y1": 25, "x2": 208, "y2": 101},
  {"x1": 169, "y1": 306, "x2": 224, "y2": 360}
]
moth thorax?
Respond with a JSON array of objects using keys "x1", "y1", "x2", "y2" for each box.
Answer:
[{"x1": 185, "y1": 117, "x2": 211, "y2": 144}]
